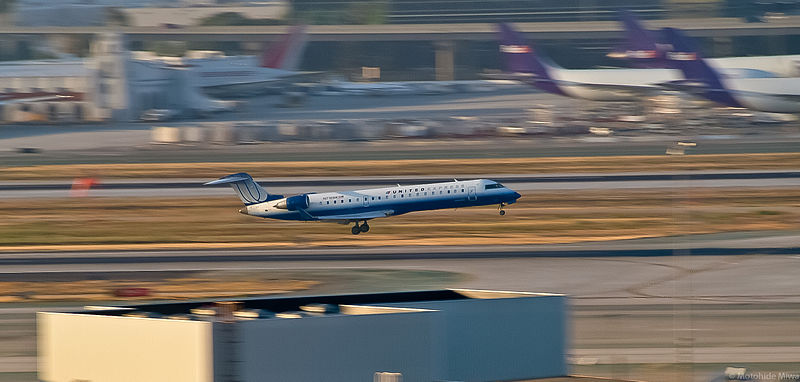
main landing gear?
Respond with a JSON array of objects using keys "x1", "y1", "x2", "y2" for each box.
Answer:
[
  {"x1": 499, "y1": 203, "x2": 507, "y2": 216},
  {"x1": 351, "y1": 221, "x2": 370, "y2": 235}
]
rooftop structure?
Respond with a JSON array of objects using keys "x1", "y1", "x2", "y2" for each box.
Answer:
[{"x1": 39, "y1": 289, "x2": 568, "y2": 382}]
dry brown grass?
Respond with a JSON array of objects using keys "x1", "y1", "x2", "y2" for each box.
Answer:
[
  {"x1": 0, "y1": 273, "x2": 318, "y2": 303},
  {"x1": 1, "y1": 188, "x2": 797, "y2": 251},
  {"x1": 2, "y1": 153, "x2": 800, "y2": 180}
]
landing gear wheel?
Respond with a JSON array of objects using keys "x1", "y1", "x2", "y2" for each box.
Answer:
[
  {"x1": 360, "y1": 223, "x2": 370, "y2": 233},
  {"x1": 351, "y1": 225, "x2": 361, "y2": 235},
  {"x1": 499, "y1": 210, "x2": 506, "y2": 216}
]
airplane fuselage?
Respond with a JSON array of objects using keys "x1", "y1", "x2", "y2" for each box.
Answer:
[
  {"x1": 243, "y1": 179, "x2": 521, "y2": 221},
  {"x1": 720, "y1": 77, "x2": 800, "y2": 113}
]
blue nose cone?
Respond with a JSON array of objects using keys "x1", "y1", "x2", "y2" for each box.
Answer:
[{"x1": 513, "y1": 191, "x2": 521, "y2": 200}]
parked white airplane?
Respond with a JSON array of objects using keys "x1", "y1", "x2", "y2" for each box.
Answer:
[
  {"x1": 206, "y1": 173, "x2": 521, "y2": 235},
  {"x1": 660, "y1": 28, "x2": 800, "y2": 114},
  {"x1": 159, "y1": 25, "x2": 315, "y2": 96},
  {"x1": 498, "y1": 22, "x2": 799, "y2": 102},
  {"x1": 497, "y1": 23, "x2": 682, "y2": 101}
]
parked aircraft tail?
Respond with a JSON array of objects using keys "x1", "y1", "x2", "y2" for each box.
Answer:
[
  {"x1": 608, "y1": 10, "x2": 664, "y2": 68},
  {"x1": 204, "y1": 172, "x2": 281, "y2": 205},
  {"x1": 260, "y1": 25, "x2": 309, "y2": 70},
  {"x1": 496, "y1": 23, "x2": 564, "y2": 95},
  {"x1": 661, "y1": 28, "x2": 742, "y2": 108}
]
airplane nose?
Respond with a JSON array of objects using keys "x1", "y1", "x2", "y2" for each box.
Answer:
[{"x1": 513, "y1": 191, "x2": 521, "y2": 199}]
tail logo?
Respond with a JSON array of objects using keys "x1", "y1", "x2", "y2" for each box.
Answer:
[
  {"x1": 667, "y1": 52, "x2": 698, "y2": 61},
  {"x1": 500, "y1": 44, "x2": 532, "y2": 54},
  {"x1": 625, "y1": 50, "x2": 657, "y2": 59}
]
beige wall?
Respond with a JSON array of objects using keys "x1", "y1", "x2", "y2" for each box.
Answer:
[{"x1": 38, "y1": 312, "x2": 214, "y2": 382}]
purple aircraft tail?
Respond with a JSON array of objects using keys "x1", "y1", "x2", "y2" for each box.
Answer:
[
  {"x1": 661, "y1": 28, "x2": 742, "y2": 108},
  {"x1": 495, "y1": 23, "x2": 564, "y2": 95},
  {"x1": 609, "y1": 10, "x2": 670, "y2": 68}
]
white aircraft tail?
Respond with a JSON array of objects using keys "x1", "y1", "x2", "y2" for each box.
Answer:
[{"x1": 204, "y1": 172, "x2": 271, "y2": 205}]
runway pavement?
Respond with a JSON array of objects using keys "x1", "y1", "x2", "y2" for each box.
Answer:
[
  {"x1": 1, "y1": 88, "x2": 799, "y2": 166},
  {"x1": 0, "y1": 230, "x2": 797, "y2": 264},
  {"x1": 1, "y1": 170, "x2": 799, "y2": 198},
  {"x1": 2, "y1": 251, "x2": 800, "y2": 377},
  {"x1": 0, "y1": 234, "x2": 798, "y2": 378}
]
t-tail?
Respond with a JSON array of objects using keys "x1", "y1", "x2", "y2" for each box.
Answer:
[
  {"x1": 204, "y1": 172, "x2": 283, "y2": 205},
  {"x1": 496, "y1": 23, "x2": 565, "y2": 96},
  {"x1": 661, "y1": 27, "x2": 743, "y2": 108},
  {"x1": 260, "y1": 25, "x2": 309, "y2": 70},
  {"x1": 608, "y1": 10, "x2": 665, "y2": 68}
]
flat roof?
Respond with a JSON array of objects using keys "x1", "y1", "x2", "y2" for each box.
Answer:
[
  {"x1": 0, "y1": 61, "x2": 88, "y2": 78},
  {"x1": 80, "y1": 289, "x2": 560, "y2": 320}
]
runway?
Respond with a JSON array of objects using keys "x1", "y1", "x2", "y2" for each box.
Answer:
[
  {"x1": 1, "y1": 238, "x2": 799, "y2": 378},
  {"x1": 2, "y1": 170, "x2": 799, "y2": 198}
]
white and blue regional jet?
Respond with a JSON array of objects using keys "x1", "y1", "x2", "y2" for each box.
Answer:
[{"x1": 206, "y1": 173, "x2": 522, "y2": 235}]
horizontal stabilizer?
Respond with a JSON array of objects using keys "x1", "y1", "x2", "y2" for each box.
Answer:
[{"x1": 204, "y1": 173, "x2": 253, "y2": 185}]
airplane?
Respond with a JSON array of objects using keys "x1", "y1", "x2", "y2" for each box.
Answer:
[
  {"x1": 496, "y1": 22, "x2": 682, "y2": 101},
  {"x1": 205, "y1": 172, "x2": 522, "y2": 235},
  {"x1": 158, "y1": 25, "x2": 317, "y2": 96},
  {"x1": 609, "y1": 10, "x2": 800, "y2": 78},
  {"x1": 659, "y1": 28, "x2": 800, "y2": 113}
]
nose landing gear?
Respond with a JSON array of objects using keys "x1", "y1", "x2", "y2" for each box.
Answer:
[
  {"x1": 499, "y1": 203, "x2": 507, "y2": 216},
  {"x1": 351, "y1": 221, "x2": 370, "y2": 235}
]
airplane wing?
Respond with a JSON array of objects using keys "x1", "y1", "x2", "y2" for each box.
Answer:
[
  {"x1": 480, "y1": 72, "x2": 536, "y2": 81},
  {"x1": 199, "y1": 71, "x2": 325, "y2": 91},
  {"x1": 0, "y1": 94, "x2": 78, "y2": 105},
  {"x1": 658, "y1": 80, "x2": 800, "y2": 102},
  {"x1": 314, "y1": 210, "x2": 395, "y2": 223},
  {"x1": 560, "y1": 81, "x2": 663, "y2": 96}
]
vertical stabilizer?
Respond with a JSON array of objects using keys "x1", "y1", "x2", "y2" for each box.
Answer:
[
  {"x1": 204, "y1": 172, "x2": 271, "y2": 205},
  {"x1": 260, "y1": 25, "x2": 309, "y2": 70},
  {"x1": 609, "y1": 10, "x2": 664, "y2": 68},
  {"x1": 496, "y1": 23, "x2": 564, "y2": 96},
  {"x1": 662, "y1": 28, "x2": 742, "y2": 108}
]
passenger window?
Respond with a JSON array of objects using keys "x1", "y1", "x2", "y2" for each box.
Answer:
[{"x1": 327, "y1": 201, "x2": 330, "y2": 204}]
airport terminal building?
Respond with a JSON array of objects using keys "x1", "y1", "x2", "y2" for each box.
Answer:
[
  {"x1": 38, "y1": 289, "x2": 568, "y2": 382},
  {"x1": 0, "y1": 33, "x2": 232, "y2": 124}
]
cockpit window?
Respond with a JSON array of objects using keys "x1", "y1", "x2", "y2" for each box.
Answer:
[{"x1": 485, "y1": 183, "x2": 504, "y2": 190}]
